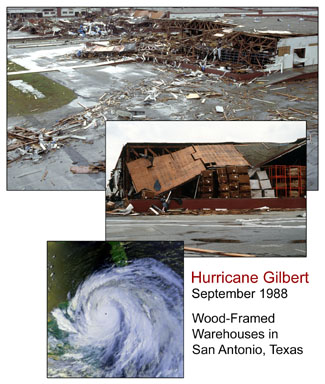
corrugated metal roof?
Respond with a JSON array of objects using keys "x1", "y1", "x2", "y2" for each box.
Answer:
[{"x1": 235, "y1": 141, "x2": 304, "y2": 166}]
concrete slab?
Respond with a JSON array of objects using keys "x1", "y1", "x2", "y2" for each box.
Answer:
[
  {"x1": 261, "y1": 65, "x2": 318, "y2": 85},
  {"x1": 8, "y1": 124, "x2": 105, "y2": 190},
  {"x1": 106, "y1": 211, "x2": 306, "y2": 257}
]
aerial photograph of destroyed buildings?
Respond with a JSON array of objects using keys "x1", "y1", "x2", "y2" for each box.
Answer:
[
  {"x1": 106, "y1": 121, "x2": 307, "y2": 257},
  {"x1": 7, "y1": 7, "x2": 318, "y2": 191}
]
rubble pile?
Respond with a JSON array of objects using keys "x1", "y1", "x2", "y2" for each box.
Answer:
[
  {"x1": 7, "y1": 99, "x2": 107, "y2": 163},
  {"x1": 6, "y1": 8, "x2": 150, "y2": 38},
  {"x1": 8, "y1": 9, "x2": 296, "y2": 73},
  {"x1": 8, "y1": 17, "x2": 81, "y2": 36},
  {"x1": 77, "y1": 20, "x2": 279, "y2": 74},
  {"x1": 7, "y1": 8, "x2": 121, "y2": 37}
]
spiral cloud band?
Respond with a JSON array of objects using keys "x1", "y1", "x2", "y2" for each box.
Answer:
[{"x1": 48, "y1": 258, "x2": 184, "y2": 378}]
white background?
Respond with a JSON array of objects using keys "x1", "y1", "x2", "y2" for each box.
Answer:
[{"x1": 1, "y1": 1, "x2": 324, "y2": 383}]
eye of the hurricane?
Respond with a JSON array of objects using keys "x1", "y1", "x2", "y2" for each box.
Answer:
[
  {"x1": 80, "y1": 295, "x2": 123, "y2": 343},
  {"x1": 48, "y1": 258, "x2": 184, "y2": 378}
]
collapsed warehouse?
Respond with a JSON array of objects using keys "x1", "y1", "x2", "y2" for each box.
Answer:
[
  {"x1": 8, "y1": 8, "x2": 318, "y2": 77},
  {"x1": 107, "y1": 139, "x2": 306, "y2": 214},
  {"x1": 76, "y1": 13, "x2": 317, "y2": 78}
]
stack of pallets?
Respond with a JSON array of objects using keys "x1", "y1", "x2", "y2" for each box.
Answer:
[
  {"x1": 237, "y1": 166, "x2": 251, "y2": 198},
  {"x1": 215, "y1": 166, "x2": 251, "y2": 198},
  {"x1": 216, "y1": 167, "x2": 230, "y2": 198},
  {"x1": 287, "y1": 166, "x2": 306, "y2": 198},
  {"x1": 198, "y1": 170, "x2": 214, "y2": 198}
]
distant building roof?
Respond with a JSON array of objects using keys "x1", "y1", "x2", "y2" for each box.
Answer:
[{"x1": 229, "y1": 15, "x2": 317, "y2": 36}]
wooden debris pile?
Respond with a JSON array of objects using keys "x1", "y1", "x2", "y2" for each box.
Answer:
[
  {"x1": 214, "y1": 166, "x2": 251, "y2": 199},
  {"x1": 74, "y1": 16, "x2": 282, "y2": 73},
  {"x1": 7, "y1": 100, "x2": 107, "y2": 164},
  {"x1": 8, "y1": 17, "x2": 80, "y2": 36},
  {"x1": 8, "y1": 126, "x2": 61, "y2": 163},
  {"x1": 7, "y1": 12, "x2": 112, "y2": 37}
]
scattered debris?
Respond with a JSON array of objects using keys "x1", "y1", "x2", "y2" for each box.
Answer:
[
  {"x1": 41, "y1": 169, "x2": 48, "y2": 181},
  {"x1": 7, "y1": 92, "x2": 109, "y2": 164},
  {"x1": 254, "y1": 206, "x2": 270, "y2": 211},
  {"x1": 70, "y1": 161, "x2": 105, "y2": 174},
  {"x1": 7, "y1": 9, "x2": 318, "y2": 191},
  {"x1": 106, "y1": 201, "x2": 116, "y2": 211},
  {"x1": 149, "y1": 206, "x2": 160, "y2": 215},
  {"x1": 116, "y1": 110, "x2": 133, "y2": 119},
  {"x1": 186, "y1": 93, "x2": 201, "y2": 99},
  {"x1": 106, "y1": 203, "x2": 135, "y2": 216},
  {"x1": 8, "y1": 9, "x2": 318, "y2": 81}
]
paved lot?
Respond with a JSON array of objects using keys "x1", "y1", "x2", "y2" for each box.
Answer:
[
  {"x1": 8, "y1": 41, "x2": 106, "y2": 190},
  {"x1": 106, "y1": 211, "x2": 306, "y2": 257}
]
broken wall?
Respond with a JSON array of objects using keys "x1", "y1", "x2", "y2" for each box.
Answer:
[{"x1": 277, "y1": 35, "x2": 318, "y2": 69}]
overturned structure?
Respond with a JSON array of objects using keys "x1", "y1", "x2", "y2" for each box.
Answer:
[{"x1": 108, "y1": 139, "x2": 306, "y2": 213}]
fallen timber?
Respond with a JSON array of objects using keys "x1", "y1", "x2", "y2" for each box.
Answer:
[{"x1": 184, "y1": 246, "x2": 256, "y2": 257}]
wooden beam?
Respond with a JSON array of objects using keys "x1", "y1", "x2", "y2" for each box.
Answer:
[
  {"x1": 131, "y1": 148, "x2": 140, "y2": 158},
  {"x1": 184, "y1": 246, "x2": 256, "y2": 257},
  {"x1": 147, "y1": 148, "x2": 158, "y2": 157}
]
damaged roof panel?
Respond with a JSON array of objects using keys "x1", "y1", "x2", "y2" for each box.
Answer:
[
  {"x1": 192, "y1": 144, "x2": 250, "y2": 166},
  {"x1": 126, "y1": 146, "x2": 206, "y2": 195},
  {"x1": 126, "y1": 144, "x2": 250, "y2": 195}
]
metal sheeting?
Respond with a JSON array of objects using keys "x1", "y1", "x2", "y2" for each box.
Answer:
[
  {"x1": 235, "y1": 141, "x2": 305, "y2": 167},
  {"x1": 126, "y1": 146, "x2": 205, "y2": 195},
  {"x1": 192, "y1": 144, "x2": 250, "y2": 166}
]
